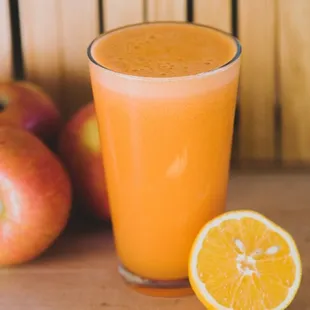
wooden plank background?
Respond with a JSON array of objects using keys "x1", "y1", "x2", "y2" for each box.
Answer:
[
  {"x1": 279, "y1": 0, "x2": 310, "y2": 165},
  {"x1": 19, "y1": 0, "x2": 63, "y2": 109},
  {"x1": 1, "y1": 0, "x2": 310, "y2": 167},
  {"x1": 146, "y1": 0, "x2": 186, "y2": 22},
  {"x1": 19, "y1": 0, "x2": 98, "y2": 117},
  {"x1": 238, "y1": 0, "x2": 276, "y2": 163},
  {"x1": 58, "y1": 0, "x2": 98, "y2": 117},
  {"x1": 194, "y1": 0, "x2": 231, "y2": 33},
  {"x1": 0, "y1": 0, "x2": 12, "y2": 82},
  {"x1": 103, "y1": 0, "x2": 144, "y2": 31}
]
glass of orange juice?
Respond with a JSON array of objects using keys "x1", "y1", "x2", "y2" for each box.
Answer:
[{"x1": 88, "y1": 22, "x2": 241, "y2": 297}]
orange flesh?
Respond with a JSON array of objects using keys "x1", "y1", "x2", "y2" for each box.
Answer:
[
  {"x1": 194, "y1": 216, "x2": 298, "y2": 309},
  {"x1": 90, "y1": 23, "x2": 240, "y2": 281}
]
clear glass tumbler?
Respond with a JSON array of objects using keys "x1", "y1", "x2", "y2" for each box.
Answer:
[{"x1": 88, "y1": 22, "x2": 241, "y2": 297}]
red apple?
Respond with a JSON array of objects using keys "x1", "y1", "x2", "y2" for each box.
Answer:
[
  {"x1": 58, "y1": 103, "x2": 109, "y2": 220},
  {"x1": 0, "y1": 81, "x2": 62, "y2": 144},
  {"x1": 0, "y1": 127, "x2": 71, "y2": 266}
]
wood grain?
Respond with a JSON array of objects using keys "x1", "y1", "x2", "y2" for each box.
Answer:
[
  {"x1": 194, "y1": 0, "x2": 231, "y2": 33},
  {"x1": 238, "y1": 0, "x2": 276, "y2": 162},
  {"x1": 103, "y1": 0, "x2": 144, "y2": 31},
  {"x1": 58, "y1": 0, "x2": 98, "y2": 117},
  {"x1": 19, "y1": 0, "x2": 62, "y2": 107},
  {"x1": 278, "y1": 0, "x2": 310, "y2": 164},
  {"x1": 146, "y1": 0, "x2": 186, "y2": 22},
  {"x1": 19, "y1": 0, "x2": 98, "y2": 117},
  {"x1": 0, "y1": 172, "x2": 308, "y2": 309},
  {"x1": 0, "y1": 0, "x2": 12, "y2": 82}
]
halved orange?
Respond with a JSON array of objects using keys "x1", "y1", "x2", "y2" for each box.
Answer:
[{"x1": 189, "y1": 210, "x2": 302, "y2": 310}]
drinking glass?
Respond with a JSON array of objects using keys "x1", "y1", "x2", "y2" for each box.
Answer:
[{"x1": 88, "y1": 22, "x2": 241, "y2": 297}]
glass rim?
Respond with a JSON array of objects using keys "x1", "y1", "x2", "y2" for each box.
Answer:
[{"x1": 87, "y1": 21, "x2": 242, "y2": 82}]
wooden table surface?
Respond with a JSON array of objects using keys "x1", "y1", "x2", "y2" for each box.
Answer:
[{"x1": 0, "y1": 171, "x2": 309, "y2": 310}]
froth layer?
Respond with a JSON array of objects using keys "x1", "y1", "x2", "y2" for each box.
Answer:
[{"x1": 91, "y1": 23, "x2": 237, "y2": 78}]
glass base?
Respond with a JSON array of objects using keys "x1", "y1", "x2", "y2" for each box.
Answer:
[{"x1": 118, "y1": 264, "x2": 193, "y2": 297}]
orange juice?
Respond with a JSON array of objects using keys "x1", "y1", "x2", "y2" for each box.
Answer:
[{"x1": 88, "y1": 22, "x2": 241, "y2": 295}]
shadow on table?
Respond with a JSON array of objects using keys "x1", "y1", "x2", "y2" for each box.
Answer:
[{"x1": 14, "y1": 212, "x2": 115, "y2": 269}]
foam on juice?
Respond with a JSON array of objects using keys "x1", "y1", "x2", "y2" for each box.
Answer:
[{"x1": 92, "y1": 23, "x2": 237, "y2": 78}]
